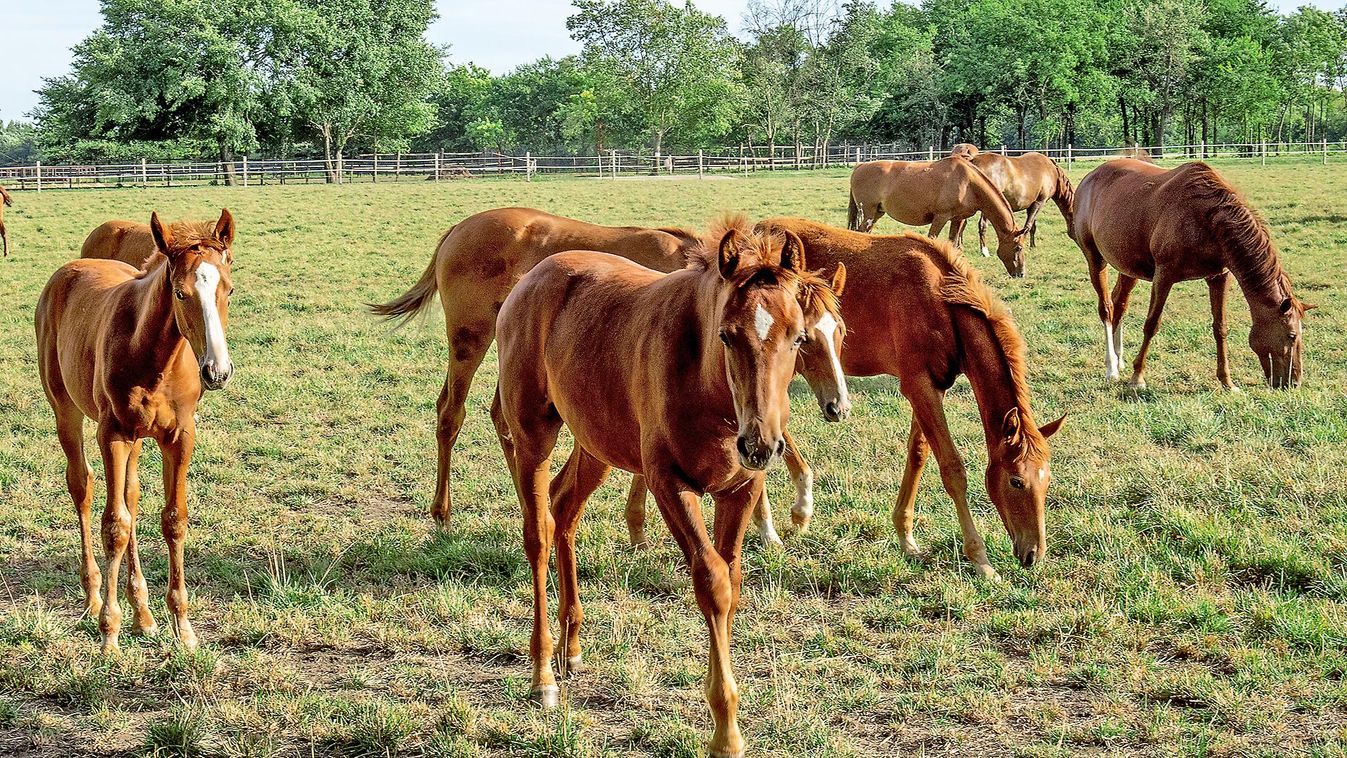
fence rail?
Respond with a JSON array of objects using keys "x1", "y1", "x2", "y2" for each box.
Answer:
[{"x1": 1, "y1": 140, "x2": 1342, "y2": 191}]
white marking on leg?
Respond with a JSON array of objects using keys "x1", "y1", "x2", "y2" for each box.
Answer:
[
  {"x1": 755, "y1": 487, "x2": 783, "y2": 546},
  {"x1": 980, "y1": 245, "x2": 990, "y2": 257},
  {"x1": 194, "y1": 263, "x2": 231, "y2": 372},
  {"x1": 813, "y1": 312, "x2": 848, "y2": 408},
  {"x1": 792, "y1": 468, "x2": 814, "y2": 528},
  {"x1": 755, "y1": 304, "x2": 774, "y2": 341},
  {"x1": 1104, "y1": 322, "x2": 1119, "y2": 380}
]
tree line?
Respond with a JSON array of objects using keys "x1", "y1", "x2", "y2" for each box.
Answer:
[{"x1": 9, "y1": 0, "x2": 1347, "y2": 173}]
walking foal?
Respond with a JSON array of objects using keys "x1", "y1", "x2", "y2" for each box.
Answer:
[
  {"x1": 494, "y1": 222, "x2": 813, "y2": 757},
  {"x1": 37, "y1": 210, "x2": 236, "y2": 652}
]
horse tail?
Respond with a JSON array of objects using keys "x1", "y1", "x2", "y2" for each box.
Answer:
[
  {"x1": 368, "y1": 225, "x2": 453, "y2": 325},
  {"x1": 1052, "y1": 163, "x2": 1077, "y2": 240},
  {"x1": 847, "y1": 189, "x2": 860, "y2": 231}
]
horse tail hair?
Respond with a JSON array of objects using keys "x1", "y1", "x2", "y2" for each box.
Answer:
[
  {"x1": 1052, "y1": 163, "x2": 1077, "y2": 240},
  {"x1": 847, "y1": 189, "x2": 860, "y2": 231},
  {"x1": 367, "y1": 225, "x2": 453, "y2": 325}
]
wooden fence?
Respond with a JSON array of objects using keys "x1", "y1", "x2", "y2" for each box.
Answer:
[{"x1": 1, "y1": 140, "x2": 1342, "y2": 191}]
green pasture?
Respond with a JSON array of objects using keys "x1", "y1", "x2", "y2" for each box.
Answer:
[{"x1": 1, "y1": 158, "x2": 1345, "y2": 757}]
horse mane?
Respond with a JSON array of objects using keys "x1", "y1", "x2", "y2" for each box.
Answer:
[
  {"x1": 937, "y1": 249, "x2": 1048, "y2": 461},
  {"x1": 1052, "y1": 163, "x2": 1076, "y2": 237},
  {"x1": 0, "y1": 186, "x2": 11, "y2": 206},
  {"x1": 1180, "y1": 163, "x2": 1292, "y2": 299},
  {"x1": 134, "y1": 219, "x2": 226, "y2": 277}
]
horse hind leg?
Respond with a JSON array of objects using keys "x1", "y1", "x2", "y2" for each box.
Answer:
[
  {"x1": 431, "y1": 308, "x2": 495, "y2": 529},
  {"x1": 1, "y1": 221, "x2": 7, "y2": 257},
  {"x1": 54, "y1": 403, "x2": 101, "y2": 618}
]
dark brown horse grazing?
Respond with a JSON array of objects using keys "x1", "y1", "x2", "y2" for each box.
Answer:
[
  {"x1": 0, "y1": 185, "x2": 12, "y2": 256},
  {"x1": 848, "y1": 156, "x2": 1029, "y2": 277},
  {"x1": 969, "y1": 151, "x2": 1075, "y2": 252},
  {"x1": 370, "y1": 209, "x2": 701, "y2": 528},
  {"x1": 630, "y1": 218, "x2": 1065, "y2": 577},
  {"x1": 1072, "y1": 160, "x2": 1312, "y2": 389},
  {"x1": 81, "y1": 217, "x2": 224, "y2": 268},
  {"x1": 36, "y1": 209, "x2": 236, "y2": 653},
  {"x1": 493, "y1": 221, "x2": 812, "y2": 758}
]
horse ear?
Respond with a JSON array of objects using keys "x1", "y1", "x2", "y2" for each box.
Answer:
[
  {"x1": 1302, "y1": 302, "x2": 1317, "y2": 313},
  {"x1": 830, "y1": 263, "x2": 847, "y2": 297},
  {"x1": 780, "y1": 231, "x2": 806, "y2": 272},
  {"x1": 1038, "y1": 413, "x2": 1067, "y2": 439},
  {"x1": 214, "y1": 208, "x2": 235, "y2": 250},
  {"x1": 1001, "y1": 407, "x2": 1023, "y2": 446},
  {"x1": 150, "y1": 212, "x2": 175, "y2": 256},
  {"x1": 1014, "y1": 228, "x2": 1029, "y2": 240},
  {"x1": 718, "y1": 229, "x2": 740, "y2": 279}
]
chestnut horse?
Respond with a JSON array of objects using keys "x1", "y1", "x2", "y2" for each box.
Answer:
[
  {"x1": 847, "y1": 156, "x2": 1029, "y2": 277},
  {"x1": 1072, "y1": 159, "x2": 1312, "y2": 389},
  {"x1": 370, "y1": 209, "x2": 699, "y2": 528},
  {"x1": 0, "y1": 185, "x2": 12, "y2": 256},
  {"x1": 36, "y1": 209, "x2": 236, "y2": 652},
  {"x1": 370, "y1": 208, "x2": 846, "y2": 533},
  {"x1": 494, "y1": 220, "x2": 811, "y2": 758},
  {"x1": 969, "y1": 151, "x2": 1075, "y2": 252},
  {"x1": 628, "y1": 217, "x2": 1065, "y2": 578},
  {"x1": 81, "y1": 216, "x2": 225, "y2": 268}
]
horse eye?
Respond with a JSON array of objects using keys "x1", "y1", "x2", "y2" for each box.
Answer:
[
  {"x1": 718, "y1": 331, "x2": 730, "y2": 346},
  {"x1": 229, "y1": 287, "x2": 235, "y2": 297},
  {"x1": 793, "y1": 333, "x2": 806, "y2": 347},
  {"x1": 174, "y1": 289, "x2": 186, "y2": 301},
  {"x1": 1010, "y1": 476, "x2": 1027, "y2": 490}
]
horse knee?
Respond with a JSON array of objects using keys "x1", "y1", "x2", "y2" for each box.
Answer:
[{"x1": 101, "y1": 512, "x2": 132, "y2": 552}]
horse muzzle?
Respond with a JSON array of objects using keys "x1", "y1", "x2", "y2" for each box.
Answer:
[
  {"x1": 737, "y1": 433, "x2": 784, "y2": 471},
  {"x1": 1014, "y1": 539, "x2": 1045, "y2": 569},
  {"x1": 200, "y1": 360, "x2": 234, "y2": 391}
]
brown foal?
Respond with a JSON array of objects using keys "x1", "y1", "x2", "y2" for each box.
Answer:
[
  {"x1": 1072, "y1": 159, "x2": 1312, "y2": 388},
  {"x1": 494, "y1": 221, "x2": 813, "y2": 758},
  {"x1": 81, "y1": 216, "x2": 226, "y2": 268},
  {"x1": 37, "y1": 209, "x2": 236, "y2": 652}
]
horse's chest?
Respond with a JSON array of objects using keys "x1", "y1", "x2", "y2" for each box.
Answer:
[{"x1": 115, "y1": 387, "x2": 184, "y2": 436}]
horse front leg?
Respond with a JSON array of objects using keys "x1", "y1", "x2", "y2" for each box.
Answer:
[
  {"x1": 1207, "y1": 271, "x2": 1236, "y2": 390},
  {"x1": 158, "y1": 429, "x2": 198, "y2": 650},
  {"x1": 977, "y1": 214, "x2": 990, "y2": 257},
  {"x1": 96, "y1": 426, "x2": 136, "y2": 653},
  {"x1": 123, "y1": 439, "x2": 158, "y2": 636},
  {"x1": 1022, "y1": 199, "x2": 1047, "y2": 248},
  {"x1": 901, "y1": 376, "x2": 997, "y2": 580},
  {"x1": 783, "y1": 430, "x2": 815, "y2": 530},
  {"x1": 625, "y1": 474, "x2": 651, "y2": 548},
  {"x1": 928, "y1": 216, "x2": 949, "y2": 239},
  {"x1": 647, "y1": 471, "x2": 751, "y2": 758}
]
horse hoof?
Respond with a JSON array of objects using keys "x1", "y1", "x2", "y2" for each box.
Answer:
[
  {"x1": 565, "y1": 654, "x2": 584, "y2": 672},
  {"x1": 973, "y1": 564, "x2": 1001, "y2": 582},
  {"x1": 530, "y1": 684, "x2": 560, "y2": 709},
  {"x1": 100, "y1": 636, "x2": 121, "y2": 655},
  {"x1": 709, "y1": 748, "x2": 745, "y2": 758},
  {"x1": 133, "y1": 621, "x2": 159, "y2": 637},
  {"x1": 760, "y1": 528, "x2": 784, "y2": 548}
]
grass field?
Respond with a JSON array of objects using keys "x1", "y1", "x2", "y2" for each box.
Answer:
[{"x1": 1, "y1": 159, "x2": 1346, "y2": 757}]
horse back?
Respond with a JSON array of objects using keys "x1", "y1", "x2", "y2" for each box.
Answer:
[{"x1": 81, "y1": 220, "x2": 159, "y2": 268}]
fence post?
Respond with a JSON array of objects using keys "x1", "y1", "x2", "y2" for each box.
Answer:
[
  {"x1": 1067, "y1": 144, "x2": 1072, "y2": 171},
  {"x1": 1261, "y1": 140, "x2": 1266, "y2": 166},
  {"x1": 36, "y1": 161, "x2": 41, "y2": 193},
  {"x1": 141, "y1": 158, "x2": 148, "y2": 188},
  {"x1": 373, "y1": 153, "x2": 379, "y2": 183},
  {"x1": 1001, "y1": 144, "x2": 1006, "y2": 156},
  {"x1": 1323, "y1": 138, "x2": 1328, "y2": 165},
  {"x1": 928, "y1": 145, "x2": 934, "y2": 161},
  {"x1": 435, "y1": 152, "x2": 441, "y2": 182},
  {"x1": 699, "y1": 149, "x2": 704, "y2": 179},
  {"x1": 525, "y1": 152, "x2": 532, "y2": 182},
  {"x1": 242, "y1": 156, "x2": 249, "y2": 187},
  {"x1": 396, "y1": 152, "x2": 402, "y2": 181}
]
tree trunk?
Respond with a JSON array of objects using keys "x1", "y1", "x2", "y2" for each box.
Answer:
[
  {"x1": 220, "y1": 144, "x2": 237, "y2": 187},
  {"x1": 1119, "y1": 95, "x2": 1130, "y2": 144}
]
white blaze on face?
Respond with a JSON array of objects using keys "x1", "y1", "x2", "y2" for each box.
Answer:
[
  {"x1": 194, "y1": 262, "x2": 231, "y2": 370},
  {"x1": 813, "y1": 311, "x2": 848, "y2": 405},
  {"x1": 1038, "y1": 467, "x2": 1046, "y2": 482},
  {"x1": 755, "y1": 303, "x2": 774, "y2": 341}
]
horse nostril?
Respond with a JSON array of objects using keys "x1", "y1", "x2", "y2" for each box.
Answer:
[
  {"x1": 736, "y1": 436, "x2": 750, "y2": 458},
  {"x1": 775, "y1": 438, "x2": 786, "y2": 457},
  {"x1": 1022, "y1": 548, "x2": 1038, "y2": 568}
]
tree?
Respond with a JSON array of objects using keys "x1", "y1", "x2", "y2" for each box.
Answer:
[
  {"x1": 567, "y1": 0, "x2": 743, "y2": 155},
  {"x1": 266, "y1": 0, "x2": 442, "y2": 181},
  {"x1": 32, "y1": 0, "x2": 265, "y2": 175}
]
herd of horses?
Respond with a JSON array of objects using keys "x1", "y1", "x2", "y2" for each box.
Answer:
[{"x1": 14, "y1": 146, "x2": 1311, "y2": 757}]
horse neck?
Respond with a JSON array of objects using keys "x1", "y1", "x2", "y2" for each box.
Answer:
[
  {"x1": 1223, "y1": 233, "x2": 1289, "y2": 311},
  {"x1": 968, "y1": 168, "x2": 1017, "y2": 238},
  {"x1": 951, "y1": 306, "x2": 1027, "y2": 453}
]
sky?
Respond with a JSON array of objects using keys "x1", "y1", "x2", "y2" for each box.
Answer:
[{"x1": 0, "y1": 0, "x2": 1337, "y2": 123}]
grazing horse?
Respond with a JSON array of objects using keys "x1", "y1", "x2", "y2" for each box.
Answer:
[
  {"x1": 370, "y1": 208, "x2": 845, "y2": 532},
  {"x1": 968, "y1": 151, "x2": 1075, "y2": 252},
  {"x1": 847, "y1": 156, "x2": 1029, "y2": 277},
  {"x1": 36, "y1": 209, "x2": 236, "y2": 652},
  {"x1": 1072, "y1": 159, "x2": 1312, "y2": 389},
  {"x1": 950, "y1": 143, "x2": 980, "y2": 158},
  {"x1": 0, "y1": 185, "x2": 12, "y2": 256},
  {"x1": 493, "y1": 221, "x2": 812, "y2": 758},
  {"x1": 629, "y1": 218, "x2": 1065, "y2": 576},
  {"x1": 81, "y1": 216, "x2": 225, "y2": 268}
]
